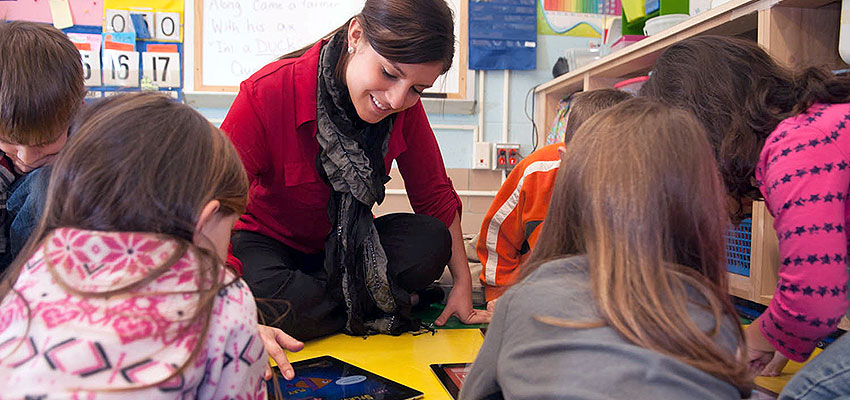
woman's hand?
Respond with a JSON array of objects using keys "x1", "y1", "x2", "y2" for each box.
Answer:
[
  {"x1": 258, "y1": 324, "x2": 304, "y2": 381},
  {"x1": 436, "y1": 213, "x2": 491, "y2": 326},
  {"x1": 435, "y1": 272, "x2": 491, "y2": 325}
]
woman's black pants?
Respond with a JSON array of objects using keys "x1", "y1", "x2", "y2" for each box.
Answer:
[{"x1": 231, "y1": 213, "x2": 451, "y2": 341}]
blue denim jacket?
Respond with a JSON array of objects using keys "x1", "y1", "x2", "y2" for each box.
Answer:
[{"x1": 0, "y1": 166, "x2": 50, "y2": 272}]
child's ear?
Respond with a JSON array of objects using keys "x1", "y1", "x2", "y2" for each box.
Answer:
[
  {"x1": 195, "y1": 200, "x2": 221, "y2": 235},
  {"x1": 557, "y1": 145, "x2": 567, "y2": 160}
]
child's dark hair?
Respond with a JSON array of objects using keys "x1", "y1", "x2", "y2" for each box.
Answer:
[
  {"x1": 564, "y1": 89, "x2": 633, "y2": 145},
  {"x1": 0, "y1": 21, "x2": 86, "y2": 145},
  {"x1": 0, "y1": 92, "x2": 249, "y2": 390},
  {"x1": 640, "y1": 35, "x2": 850, "y2": 219}
]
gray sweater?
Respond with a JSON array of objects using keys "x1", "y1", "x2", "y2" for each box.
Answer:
[{"x1": 459, "y1": 255, "x2": 744, "y2": 400}]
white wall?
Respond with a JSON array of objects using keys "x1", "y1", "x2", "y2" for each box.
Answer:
[{"x1": 184, "y1": 0, "x2": 595, "y2": 168}]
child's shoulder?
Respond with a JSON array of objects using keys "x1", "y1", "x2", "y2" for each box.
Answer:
[
  {"x1": 503, "y1": 255, "x2": 593, "y2": 315},
  {"x1": 523, "y1": 255, "x2": 589, "y2": 279},
  {"x1": 211, "y1": 277, "x2": 257, "y2": 316},
  {"x1": 774, "y1": 103, "x2": 850, "y2": 139},
  {"x1": 504, "y1": 143, "x2": 561, "y2": 188},
  {"x1": 517, "y1": 143, "x2": 562, "y2": 170},
  {"x1": 760, "y1": 103, "x2": 850, "y2": 168}
]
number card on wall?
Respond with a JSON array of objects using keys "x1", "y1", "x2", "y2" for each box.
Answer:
[
  {"x1": 154, "y1": 12, "x2": 180, "y2": 41},
  {"x1": 105, "y1": 9, "x2": 132, "y2": 32},
  {"x1": 103, "y1": 49, "x2": 140, "y2": 87},
  {"x1": 80, "y1": 49, "x2": 102, "y2": 87},
  {"x1": 44, "y1": 1, "x2": 187, "y2": 97},
  {"x1": 142, "y1": 44, "x2": 180, "y2": 88},
  {"x1": 70, "y1": 38, "x2": 103, "y2": 87},
  {"x1": 104, "y1": 0, "x2": 183, "y2": 41}
]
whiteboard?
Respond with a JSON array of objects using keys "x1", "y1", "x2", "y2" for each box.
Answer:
[{"x1": 193, "y1": 0, "x2": 466, "y2": 98}]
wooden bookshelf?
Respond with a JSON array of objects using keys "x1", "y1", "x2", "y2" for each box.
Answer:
[
  {"x1": 730, "y1": 201, "x2": 780, "y2": 304},
  {"x1": 534, "y1": 0, "x2": 847, "y2": 304}
]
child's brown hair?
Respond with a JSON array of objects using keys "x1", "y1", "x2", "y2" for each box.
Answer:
[
  {"x1": 0, "y1": 21, "x2": 86, "y2": 145},
  {"x1": 526, "y1": 98, "x2": 753, "y2": 396},
  {"x1": 564, "y1": 88, "x2": 633, "y2": 145},
  {"x1": 640, "y1": 35, "x2": 850, "y2": 219},
  {"x1": 0, "y1": 92, "x2": 249, "y2": 390}
]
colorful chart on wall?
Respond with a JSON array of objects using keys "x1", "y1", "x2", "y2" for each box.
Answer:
[
  {"x1": 1, "y1": 0, "x2": 186, "y2": 100},
  {"x1": 538, "y1": 0, "x2": 620, "y2": 37},
  {"x1": 0, "y1": 0, "x2": 103, "y2": 27}
]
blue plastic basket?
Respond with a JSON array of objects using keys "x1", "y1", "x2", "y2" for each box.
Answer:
[{"x1": 726, "y1": 218, "x2": 752, "y2": 277}]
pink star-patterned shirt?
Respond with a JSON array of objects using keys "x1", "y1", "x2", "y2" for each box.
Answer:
[
  {"x1": 0, "y1": 228, "x2": 267, "y2": 399},
  {"x1": 756, "y1": 102, "x2": 850, "y2": 362}
]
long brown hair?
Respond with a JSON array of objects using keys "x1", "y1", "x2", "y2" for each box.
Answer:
[
  {"x1": 0, "y1": 92, "x2": 249, "y2": 390},
  {"x1": 280, "y1": 0, "x2": 455, "y2": 74},
  {"x1": 563, "y1": 88, "x2": 633, "y2": 145},
  {"x1": 525, "y1": 98, "x2": 752, "y2": 395},
  {"x1": 640, "y1": 35, "x2": 850, "y2": 219},
  {"x1": 0, "y1": 21, "x2": 86, "y2": 145}
]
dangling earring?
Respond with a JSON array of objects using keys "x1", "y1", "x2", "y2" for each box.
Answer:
[{"x1": 347, "y1": 46, "x2": 354, "y2": 54}]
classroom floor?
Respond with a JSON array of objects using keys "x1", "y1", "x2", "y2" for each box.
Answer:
[
  {"x1": 280, "y1": 330, "x2": 817, "y2": 399},
  {"x1": 286, "y1": 329, "x2": 484, "y2": 399},
  {"x1": 271, "y1": 232, "x2": 821, "y2": 400}
]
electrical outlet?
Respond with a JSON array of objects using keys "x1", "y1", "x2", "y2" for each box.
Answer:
[
  {"x1": 493, "y1": 143, "x2": 521, "y2": 171},
  {"x1": 473, "y1": 142, "x2": 491, "y2": 169},
  {"x1": 507, "y1": 148, "x2": 520, "y2": 169}
]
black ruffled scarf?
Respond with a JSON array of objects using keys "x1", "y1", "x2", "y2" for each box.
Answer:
[{"x1": 315, "y1": 32, "x2": 418, "y2": 335}]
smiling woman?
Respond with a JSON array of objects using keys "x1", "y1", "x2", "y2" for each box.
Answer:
[
  {"x1": 344, "y1": 32, "x2": 443, "y2": 123},
  {"x1": 220, "y1": 0, "x2": 488, "y2": 354}
]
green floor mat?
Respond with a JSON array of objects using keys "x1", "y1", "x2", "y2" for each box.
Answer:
[{"x1": 412, "y1": 303, "x2": 489, "y2": 330}]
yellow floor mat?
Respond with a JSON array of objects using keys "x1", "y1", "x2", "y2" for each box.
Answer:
[
  {"x1": 754, "y1": 347, "x2": 823, "y2": 396},
  {"x1": 278, "y1": 329, "x2": 484, "y2": 399},
  {"x1": 272, "y1": 327, "x2": 823, "y2": 398}
]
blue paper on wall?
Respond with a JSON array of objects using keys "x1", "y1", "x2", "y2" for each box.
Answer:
[
  {"x1": 130, "y1": 14, "x2": 152, "y2": 39},
  {"x1": 468, "y1": 0, "x2": 537, "y2": 70},
  {"x1": 102, "y1": 31, "x2": 136, "y2": 51}
]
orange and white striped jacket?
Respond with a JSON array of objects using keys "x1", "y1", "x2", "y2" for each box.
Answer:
[{"x1": 476, "y1": 143, "x2": 561, "y2": 302}]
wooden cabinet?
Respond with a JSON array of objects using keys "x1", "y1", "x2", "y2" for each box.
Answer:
[
  {"x1": 730, "y1": 201, "x2": 780, "y2": 305},
  {"x1": 534, "y1": 0, "x2": 847, "y2": 304}
]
